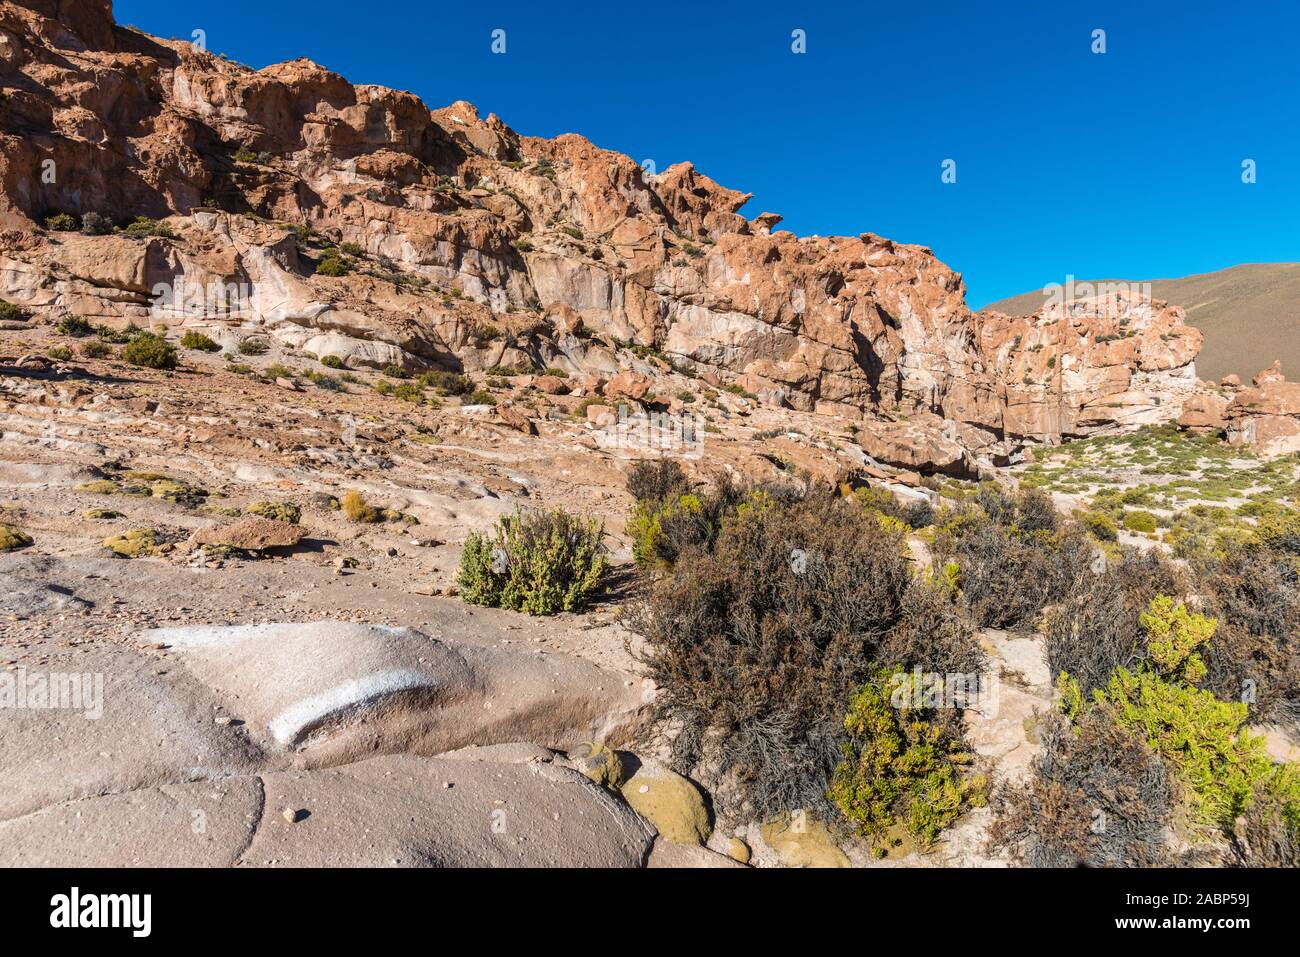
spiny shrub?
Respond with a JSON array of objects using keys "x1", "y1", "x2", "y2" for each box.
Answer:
[
  {"x1": 48, "y1": 346, "x2": 72, "y2": 361},
  {"x1": 80, "y1": 212, "x2": 112, "y2": 236},
  {"x1": 44, "y1": 212, "x2": 78, "y2": 231},
  {"x1": 457, "y1": 507, "x2": 607, "y2": 615},
  {"x1": 629, "y1": 487, "x2": 982, "y2": 822},
  {"x1": 627, "y1": 459, "x2": 689, "y2": 504},
  {"x1": 81, "y1": 341, "x2": 112, "y2": 359},
  {"x1": 933, "y1": 495, "x2": 1091, "y2": 631},
  {"x1": 989, "y1": 706, "x2": 1175, "y2": 867},
  {"x1": 1044, "y1": 549, "x2": 1183, "y2": 693},
  {"x1": 179, "y1": 331, "x2": 221, "y2": 352},
  {"x1": 121, "y1": 331, "x2": 177, "y2": 369},
  {"x1": 1194, "y1": 543, "x2": 1300, "y2": 728},
  {"x1": 1232, "y1": 770, "x2": 1300, "y2": 866},
  {"x1": 419, "y1": 370, "x2": 472, "y2": 395},
  {"x1": 829, "y1": 666, "x2": 985, "y2": 852},
  {"x1": 236, "y1": 338, "x2": 268, "y2": 356}
]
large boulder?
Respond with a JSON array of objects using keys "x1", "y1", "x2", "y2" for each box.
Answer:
[{"x1": 143, "y1": 622, "x2": 646, "y2": 765}]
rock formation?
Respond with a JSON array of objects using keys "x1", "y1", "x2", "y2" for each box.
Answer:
[
  {"x1": 1225, "y1": 361, "x2": 1300, "y2": 454},
  {"x1": 0, "y1": 0, "x2": 1207, "y2": 473}
]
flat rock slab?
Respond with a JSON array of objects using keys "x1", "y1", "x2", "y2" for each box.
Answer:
[
  {"x1": 0, "y1": 752, "x2": 655, "y2": 868},
  {"x1": 145, "y1": 621, "x2": 645, "y2": 766},
  {"x1": 246, "y1": 754, "x2": 652, "y2": 867},
  {"x1": 0, "y1": 643, "x2": 267, "y2": 822},
  {"x1": 0, "y1": 778, "x2": 264, "y2": 867}
]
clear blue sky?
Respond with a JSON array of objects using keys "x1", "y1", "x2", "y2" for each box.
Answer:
[{"x1": 117, "y1": 0, "x2": 1300, "y2": 307}]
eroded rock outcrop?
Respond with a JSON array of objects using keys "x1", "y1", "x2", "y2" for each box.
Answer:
[
  {"x1": 0, "y1": 0, "x2": 1205, "y2": 472},
  {"x1": 1225, "y1": 361, "x2": 1300, "y2": 454}
]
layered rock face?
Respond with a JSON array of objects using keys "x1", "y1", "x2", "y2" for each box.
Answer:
[{"x1": 0, "y1": 0, "x2": 1205, "y2": 467}]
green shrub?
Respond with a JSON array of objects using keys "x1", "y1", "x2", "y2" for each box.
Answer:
[
  {"x1": 81, "y1": 341, "x2": 112, "y2": 359},
  {"x1": 829, "y1": 666, "x2": 985, "y2": 852},
  {"x1": 44, "y1": 212, "x2": 78, "y2": 231},
  {"x1": 1098, "y1": 666, "x2": 1285, "y2": 830},
  {"x1": 179, "y1": 331, "x2": 221, "y2": 352},
  {"x1": 1081, "y1": 510, "x2": 1118, "y2": 542},
  {"x1": 465, "y1": 389, "x2": 496, "y2": 406},
  {"x1": 120, "y1": 216, "x2": 176, "y2": 239},
  {"x1": 457, "y1": 507, "x2": 608, "y2": 615},
  {"x1": 320, "y1": 354, "x2": 345, "y2": 369},
  {"x1": 392, "y1": 382, "x2": 424, "y2": 403},
  {"x1": 314, "y1": 249, "x2": 351, "y2": 276},
  {"x1": 48, "y1": 346, "x2": 73, "y2": 361},
  {"x1": 0, "y1": 300, "x2": 29, "y2": 322},
  {"x1": 246, "y1": 501, "x2": 301, "y2": 524},
  {"x1": 1123, "y1": 510, "x2": 1158, "y2": 534},
  {"x1": 95, "y1": 323, "x2": 136, "y2": 344},
  {"x1": 339, "y1": 241, "x2": 365, "y2": 257},
  {"x1": 121, "y1": 332, "x2": 177, "y2": 369},
  {"x1": 231, "y1": 146, "x2": 259, "y2": 164},
  {"x1": 1140, "y1": 595, "x2": 1215, "y2": 684},
  {"x1": 237, "y1": 338, "x2": 269, "y2": 356},
  {"x1": 58, "y1": 315, "x2": 92, "y2": 337}
]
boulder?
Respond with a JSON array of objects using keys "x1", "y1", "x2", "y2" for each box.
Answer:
[
  {"x1": 141, "y1": 622, "x2": 646, "y2": 764},
  {"x1": 619, "y1": 759, "x2": 711, "y2": 846},
  {"x1": 564, "y1": 741, "x2": 624, "y2": 789},
  {"x1": 758, "y1": 818, "x2": 850, "y2": 868},
  {"x1": 604, "y1": 371, "x2": 653, "y2": 402},
  {"x1": 192, "y1": 517, "x2": 305, "y2": 551}
]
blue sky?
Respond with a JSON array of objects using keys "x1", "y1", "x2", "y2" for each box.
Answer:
[{"x1": 117, "y1": 0, "x2": 1300, "y2": 307}]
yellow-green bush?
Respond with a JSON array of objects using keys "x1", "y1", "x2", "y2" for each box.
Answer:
[
  {"x1": 1140, "y1": 595, "x2": 1214, "y2": 684},
  {"x1": 340, "y1": 490, "x2": 379, "y2": 523},
  {"x1": 1099, "y1": 666, "x2": 1284, "y2": 830},
  {"x1": 247, "y1": 501, "x2": 301, "y2": 524},
  {"x1": 1123, "y1": 510, "x2": 1158, "y2": 534},
  {"x1": 828, "y1": 666, "x2": 985, "y2": 850},
  {"x1": 457, "y1": 507, "x2": 607, "y2": 615}
]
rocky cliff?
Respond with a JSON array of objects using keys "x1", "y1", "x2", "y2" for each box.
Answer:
[{"x1": 0, "y1": 0, "x2": 1204, "y2": 471}]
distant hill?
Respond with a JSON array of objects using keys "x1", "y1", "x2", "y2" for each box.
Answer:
[{"x1": 981, "y1": 263, "x2": 1300, "y2": 383}]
